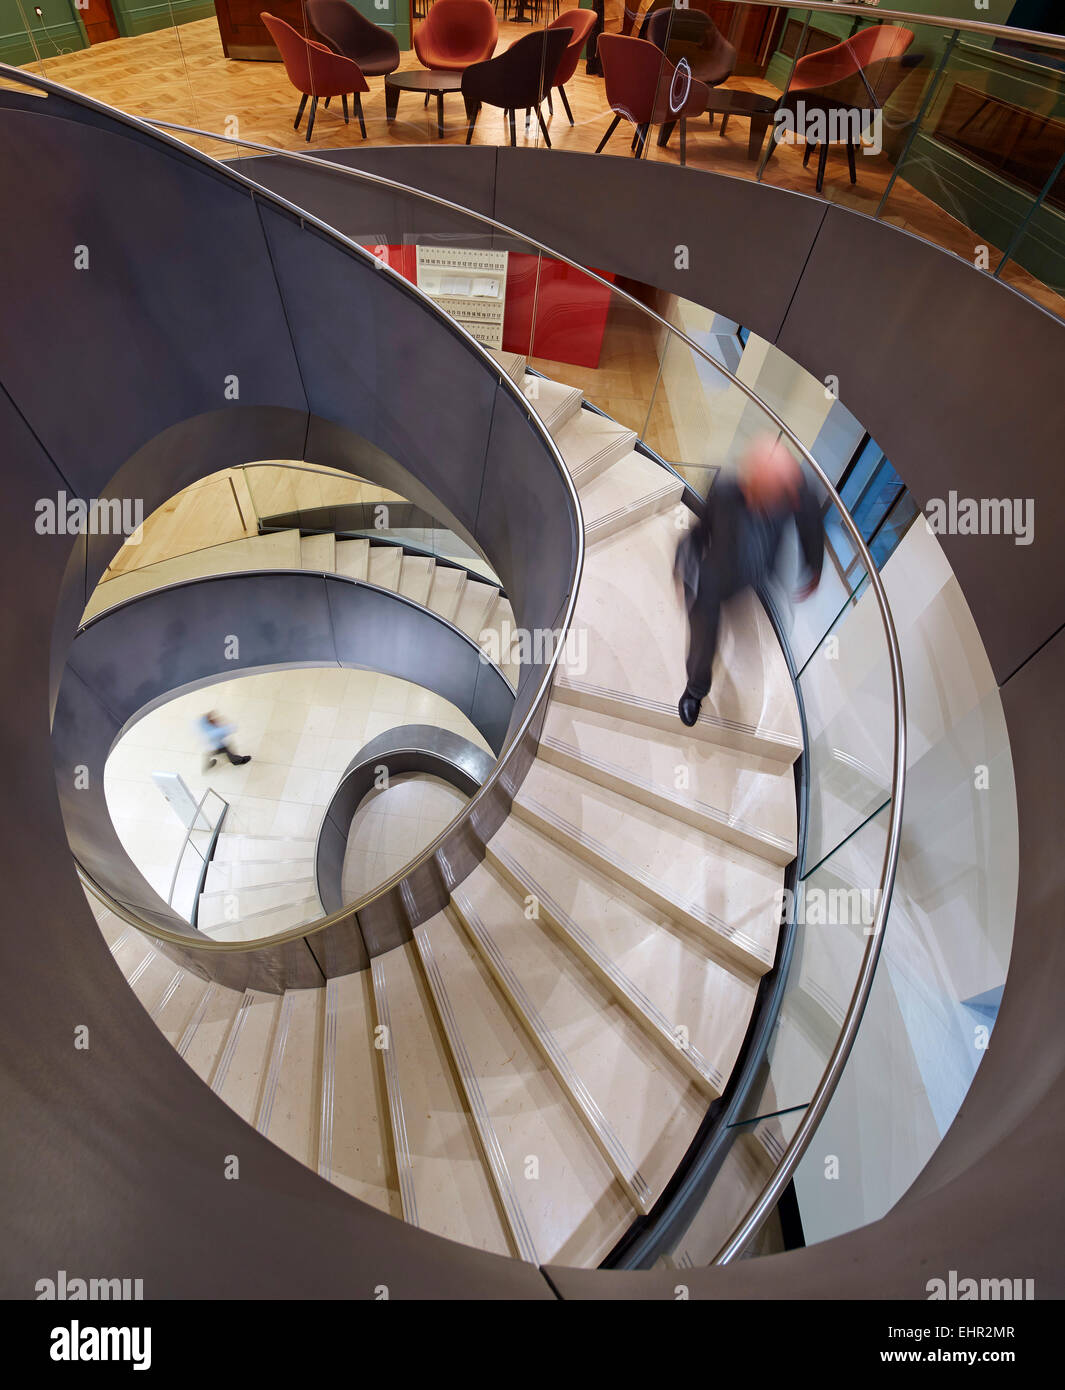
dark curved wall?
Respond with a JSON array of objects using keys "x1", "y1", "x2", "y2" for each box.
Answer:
[
  {"x1": 3, "y1": 92, "x2": 1063, "y2": 1296},
  {"x1": 56, "y1": 571, "x2": 513, "y2": 942},
  {"x1": 0, "y1": 87, "x2": 571, "y2": 1297}
]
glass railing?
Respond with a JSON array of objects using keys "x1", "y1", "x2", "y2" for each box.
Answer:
[
  {"x1": 165, "y1": 786, "x2": 229, "y2": 926},
  {"x1": 15, "y1": 81, "x2": 909, "y2": 1269},
  {"x1": 6, "y1": 3, "x2": 1065, "y2": 320}
]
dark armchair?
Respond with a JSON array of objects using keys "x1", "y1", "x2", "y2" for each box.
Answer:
[
  {"x1": 644, "y1": 6, "x2": 736, "y2": 89},
  {"x1": 462, "y1": 27, "x2": 572, "y2": 147},
  {"x1": 306, "y1": 0, "x2": 401, "y2": 79}
]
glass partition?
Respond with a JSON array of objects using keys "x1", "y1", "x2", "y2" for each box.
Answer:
[{"x1": 6, "y1": 2, "x2": 1065, "y2": 316}]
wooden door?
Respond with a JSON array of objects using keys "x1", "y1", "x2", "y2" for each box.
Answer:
[{"x1": 79, "y1": 0, "x2": 120, "y2": 45}]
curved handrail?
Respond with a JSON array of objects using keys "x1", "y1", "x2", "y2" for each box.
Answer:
[
  {"x1": 628, "y1": 0, "x2": 1065, "y2": 52},
  {"x1": 138, "y1": 125, "x2": 908, "y2": 1265},
  {"x1": 2, "y1": 64, "x2": 584, "y2": 974},
  {"x1": 10, "y1": 72, "x2": 908, "y2": 1262},
  {"x1": 166, "y1": 785, "x2": 228, "y2": 921}
]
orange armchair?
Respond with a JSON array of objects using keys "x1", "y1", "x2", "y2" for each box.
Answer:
[
  {"x1": 774, "y1": 23, "x2": 916, "y2": 190},
  {"x1": 261, "y1": 12, "x2": 370, "y2": 142},
  {"x1": 414, "y1": 0, "x2": 498, "y2": 72}
]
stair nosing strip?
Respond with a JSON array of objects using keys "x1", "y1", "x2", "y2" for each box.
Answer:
[
  {"x1": 514, "y1": 794, "x2": 771, "y2": 968},
  {"x1": 414, "y1": 928, "x2": 539, "y2": 1266},
  {"x1": 585, "y1": 483, "x2": 683, "y2": 535},
  {"x1": 149, "y1": 969, "x2": 184, "y2": 1022},
  {"x1": 452, "y1": 888, "x2": 652, "y2": 1211},
  {"x1": 489, "y1": 844, "x2": 724, "y2": 1092},
  {"x1": 125, "y1": 948, "x2": 157, "y2": 988},
  {"x1": 176, "y1": 982, "x2": 215, "y2": 1059},
  {"x1": 540, "y1": 734, "x2": 794, "y2": 856},
  {"x1": 255, "y1": 993, "x2": 292, "y2": 1136},
  {"x1": 370, "y1": 958, "x2": 420, "y2": 1228},
  {"x1": 318, "y1": 977, "x2": 338, "y2": 1181},
  {"x1": 108, "y1": 927, "x2": 133, "y2": 957},
  {"x1": 554, "y1": 675, "x2": 801, "y2": 749},
  {"x1": 210, "y1": 989, "x2": 255, "y2": 1094}
]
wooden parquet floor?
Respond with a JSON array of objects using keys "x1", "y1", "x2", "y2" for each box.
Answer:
[{"x1": 11, "y1": 15, "x2": 1062, "y2": 318}]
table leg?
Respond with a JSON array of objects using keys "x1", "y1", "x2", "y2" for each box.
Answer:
[
  {"x1": 748, "y1": 113, "x2": 770, "y2": 161},
  {"x1": 437, "y1": 90, "x2": 445, "y2": 139},
  {"x1": 385, "y1": 81, "x2": 399, "y2": 124}
]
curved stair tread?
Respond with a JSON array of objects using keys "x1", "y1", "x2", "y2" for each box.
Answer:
[
  {"x1": 487, "y1": 815, "x2": 758, "y2": 1094},
  {"x1": 454, "y1": 861, "x2": 705, "y2": 1209},
  {"x1": 561, "y1": 509, "x2": 802, "y2": 762}
]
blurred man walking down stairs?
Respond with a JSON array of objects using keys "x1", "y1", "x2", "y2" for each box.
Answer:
[{"x1": 676, "y1": 435, "x2": 824, "y2": 728}]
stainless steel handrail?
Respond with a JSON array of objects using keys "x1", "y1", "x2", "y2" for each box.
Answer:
[
  {"x1": 139, "y1": 125, "x2": 908, "y2": 1265},
  {"x1": 166, "y1": 786, "x2": 228, "y2": 925},
  {"x1": 11, "y1": 72, "x2": 907, "y2": 1262},
  {"x1": 2, "y1": 63, "x2": 584, "y2": 970},
  {"x1": 631, "y1": 0, "x2": 1065, "y2": 53},
  {"x1": 112, "y1": 122, "x2": 909, "y2": 1262}
]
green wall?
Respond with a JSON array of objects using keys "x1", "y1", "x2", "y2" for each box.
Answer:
[
  {"x1": 350, "y1": 0, "x2": 409, "y2": 53},
  {"x1": 110, "y1": 0, "x2": 214, "y2": 40},
  {"x1": 0, "y1": 0, "x2": 213, "y2": 66},
  {"x1": 1, "y1": 0, "x2": 87, "y2": 66}
]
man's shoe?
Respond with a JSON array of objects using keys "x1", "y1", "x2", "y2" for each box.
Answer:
[
  {"x1": 236, "y1": 754, "x2": 251, "y2": 765},
  {"x1": 678, "y1": 692, "x2": 701, "y2": 728}
]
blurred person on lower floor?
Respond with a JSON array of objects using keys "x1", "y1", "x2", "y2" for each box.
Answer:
[{"x1": 197, "y1": 710, "x2": 252, "y2": 771}]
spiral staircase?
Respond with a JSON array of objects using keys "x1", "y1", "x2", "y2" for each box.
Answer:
[{"x1": 84, "y1": 351, "x2": 800, "y2": 1267}]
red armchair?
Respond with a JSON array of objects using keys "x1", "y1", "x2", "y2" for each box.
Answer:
[
  {"x1": 773, "y1": 24, "x2": 916, "y2": 190},
  {"x1": 261, "y1": 12, "x2": 370, "y2": 142},
  {"x1": 547, "y1": 9, "x2": 597, "y2": 125},
  {"x1": 414, "y1": 0, "x2": 498, "y2": 72},
  {"x1": 595, "y1": 33, "x2": 710, "y2": 166}
]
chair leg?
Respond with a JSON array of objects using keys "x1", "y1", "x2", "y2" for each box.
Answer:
[
  {"x1": 306, "y1": 94, "x2": 318, "y2": 143},
  {"x1": 294, "y1": 94, "x2": 307, "y2": 131},
  {"x1": 526, "y1": 106, "x2": 533, "y2": 132},
  {"x1": 847, "y1": 138, "x2": 857, "y2": 184},
  {"x1": 679, "y1": 117, "x2": 686, "y2": 167},
  {"x1": 559, "y1": 85, "x2": 573, "y2": 125},
  {"x1": 424, "y1": 92, "x2": 431, "y2": 107},
  {"x1": 341, "y1": 93, "x2": 349, "y2": 124},
  {"x1": 465, "y1": 101, "x2": 479, "y2": 145},
  {"x1": 547, "y1": 89, "x2": 553, "y2": 115},
  {"x1": 535, "y1": 103, "x2": 551, "y2": 148},
  {"x1": 708, "y1": 112, "x2": 715, "y2": 130},
  {"x1": 595, "y1": 112, "x2": 621, "y2": 154},
  {"x1": 508, "y1": 109, "x2": 517, "y2": 146},
  {"x1": 720, "y1": 112, "x2": 729, "y2": 137},
  {"x1": 816, "y1": 140, "x2": 829, "y2": 193},
  {"x1": 633, "y1": 123, "x2": 648, "y2": 159},
  {"x1": 803, "y1": 139, "x2": 815, "y2": 168},
  {"x1": 355, "y1": 92, "x2": 366, "y2": 139},
  {"x1": 658, "y1": 119, "x2": 675, "y2": 148}
]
